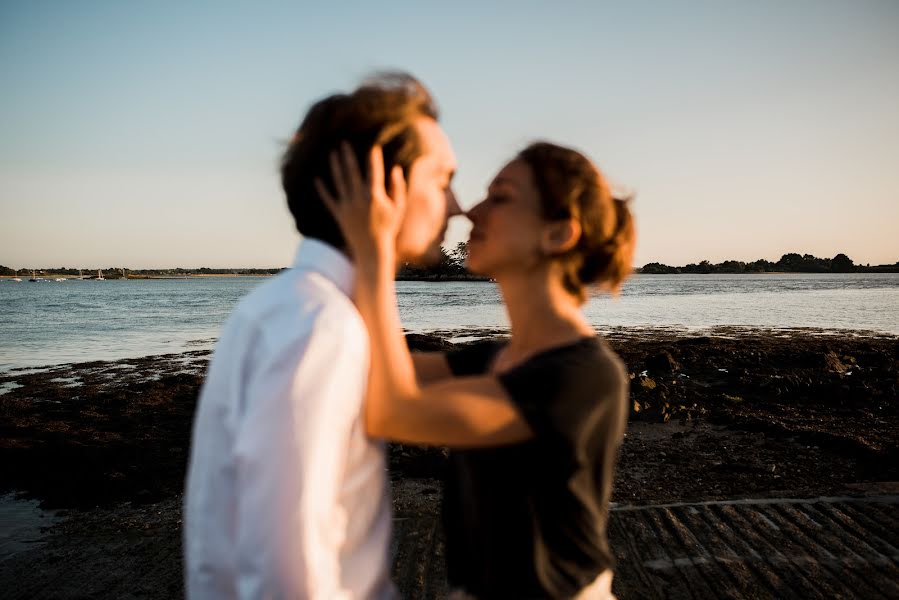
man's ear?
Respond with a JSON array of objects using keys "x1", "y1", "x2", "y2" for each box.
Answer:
[{"x1": 540, "y1": 219, "x2": 582, "y2": 255}]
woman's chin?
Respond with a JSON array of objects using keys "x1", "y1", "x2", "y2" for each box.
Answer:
[
  {"x1": 465, "y1": 259, "x2": 491, "y2": 278},
  {"x1": 466, "y1": 263, "x2": 493, "y2": 279}
]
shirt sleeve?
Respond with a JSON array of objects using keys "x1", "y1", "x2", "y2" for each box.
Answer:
[
  {"x1": 232, "y1": 311, "x2": 368, "y2": 600},
  {"x1": 496, "y1": 341, "x2": 627, "y2": 455}
]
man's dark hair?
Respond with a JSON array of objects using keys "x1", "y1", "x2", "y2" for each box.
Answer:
[{"x1": 280, "y1": 72, "x2": 439, "y2": 249}]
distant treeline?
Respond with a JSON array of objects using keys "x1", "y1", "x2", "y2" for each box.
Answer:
[
  {"x1": 5, "y1": 250, "x2": 896, "y2": 279},
  {"x1": 2, "y1": 244, "x2": 485, "y2": 281},
  {"x1": 0, "y1": 266, "x2": 284, "y2": 278},
  {"x1": 396, "y1": 242, "x2": 488, "y2": 281},
  {"x1": 637, "y1": 253, "x2": 899, "y2": 274}
]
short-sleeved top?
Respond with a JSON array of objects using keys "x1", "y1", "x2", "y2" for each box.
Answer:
[{"x1": 442, "y1": 336, "x2": 629, "y2": 600}]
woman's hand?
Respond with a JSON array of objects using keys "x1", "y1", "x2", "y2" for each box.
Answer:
[
  {"x1": 316, "y1": 143, "x2": 407, "y2": 263},
  {"x1": 316, "y1": 144, "x2": 531, "y2": 449}
]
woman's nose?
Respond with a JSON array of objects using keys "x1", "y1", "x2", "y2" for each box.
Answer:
[{"x1": 465, "y1": 200, "x2": 485, "y2": 223}]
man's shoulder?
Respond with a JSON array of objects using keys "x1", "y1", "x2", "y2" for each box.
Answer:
[
  {"x1": 228, "y1": 269, "x2": 365, "y2": 347},
  {"x1": 200, "y1": 270, "x2": 368, "y2": 416}
]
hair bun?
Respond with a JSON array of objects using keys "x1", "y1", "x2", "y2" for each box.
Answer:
[{"x1": 577, "y1": 250, "x2": 612, "y2": 285}]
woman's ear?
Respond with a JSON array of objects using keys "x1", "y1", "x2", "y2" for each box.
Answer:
[{"x1": 540, "y1": 218, "x2": 582, "y2": 255}]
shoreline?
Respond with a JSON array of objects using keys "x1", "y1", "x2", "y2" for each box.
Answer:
[
  {"x1": 2, "y1": 325, "x2": 896, "y2": 507},
  {"x1": 1, "y1": 324, "x2": 896, "y2": 377},
  {"x1": 5, "y1": 271, "x2": 898, "y2": 281},
  {"x1": 0, "y1": 274, "x2": 274, "y2": 280},
  {"x1": 1, "y1": 327, "x2": 896, "y2": 597}
]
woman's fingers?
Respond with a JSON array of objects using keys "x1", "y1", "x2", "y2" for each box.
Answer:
[
  {"x1": 388, "y1": 165, "x2": 407, "y2": 218},
  {"x1": 326, "y1": 143, "x2": 395, "y2": 210},
  {"x1": 314, "y1": 177, "x2": 337, "y2": 215},
  {"x1": 328, "y1": 148, "x2": 350, "y2": 204},
  {"x1": 339, "y1": 142, "x2": 364, "y2": 203},
  {"x1": 320, "y1": 142, "x2": 404, "y2": 242},
  {"x1": 368, "y1": 145, "x2": 385, "y2": 196}
]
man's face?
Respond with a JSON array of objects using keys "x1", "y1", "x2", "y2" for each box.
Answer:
[{"x1": 395, "y1": 117, "x2": 460, "y2": 265}]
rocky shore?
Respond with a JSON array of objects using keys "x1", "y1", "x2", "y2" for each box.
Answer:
[{"x1": 1, "y1": 327, "x2": 896, "y2": 598}]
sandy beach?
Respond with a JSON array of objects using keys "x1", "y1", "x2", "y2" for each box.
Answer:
[{"x1": 1, "y1": 327, "x2": 897, "y2": 598}]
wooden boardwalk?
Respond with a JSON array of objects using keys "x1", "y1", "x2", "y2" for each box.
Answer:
[
  {"x1": 1, "y1": 494, "x2": 896, "y2": 598},
  {"x1": 393, "y1": 495, "x2": 899, "y2": 599}
]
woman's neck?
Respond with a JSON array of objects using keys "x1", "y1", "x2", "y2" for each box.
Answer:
[{"x1": 495, "y1": 268, "x2": 593, "y2": 359}]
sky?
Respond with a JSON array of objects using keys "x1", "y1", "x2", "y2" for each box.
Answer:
[{"x1": 2, "y1": 0, "x2": 897, "y2": 269}]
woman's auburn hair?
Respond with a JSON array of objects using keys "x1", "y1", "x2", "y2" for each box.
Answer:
[{"x1": 517, "y1": 142, "x2": 636, "y2": 301}]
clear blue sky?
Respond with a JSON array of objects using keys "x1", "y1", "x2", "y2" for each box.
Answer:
[{"x1": 2, "y1": 0, "x2": 897, "y2": 269}]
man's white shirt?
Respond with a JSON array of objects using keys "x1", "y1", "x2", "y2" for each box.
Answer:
[{"x1": 184, "y1": 238, "x2": 396, "y2": 599}]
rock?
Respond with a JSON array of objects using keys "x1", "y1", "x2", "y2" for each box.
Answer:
[
  {"x1": 824, "y1": 351, "x2": 849, "y2": 374},
  {"x1": 640, "y1": 377, "x2": 657, "y2": 390},
  {"x1": 404, "y1": 333, "x2": 453, "y2": 352},
  {"x1": 647, "y1": 351, "x2": 681, "y2": 374}
]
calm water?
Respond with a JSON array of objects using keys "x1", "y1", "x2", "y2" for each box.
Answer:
[{"x1": 1, "y1": 273, "x2": 897, "y2": 371}]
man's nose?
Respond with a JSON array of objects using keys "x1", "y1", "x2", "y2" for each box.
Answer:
[{"x1": 446, "y1": 189, "x2": 463, "y2": 218}]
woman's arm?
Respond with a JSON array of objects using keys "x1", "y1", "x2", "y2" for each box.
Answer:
[
  {"x1": 356, "y1": 252, "x2": 530, "y2": 447},
  {"x1": 318, "y1": 144, "x2": 532, "y2": 447},
  {"x1": 411, "y1": 352, "x2": 452, "y2": 385}
]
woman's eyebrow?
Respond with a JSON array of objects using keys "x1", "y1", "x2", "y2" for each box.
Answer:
[{"x1": 489, "y1": 177, "x2": 515, "y2": 192}]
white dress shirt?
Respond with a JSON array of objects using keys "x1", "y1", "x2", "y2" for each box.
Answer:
[{"x1": 184, "y1": 238, "x2": 396, "y2": 600}]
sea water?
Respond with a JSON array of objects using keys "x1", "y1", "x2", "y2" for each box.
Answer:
[{"x1": 1, "y1": 273, "x2": 896, "y2": 371}]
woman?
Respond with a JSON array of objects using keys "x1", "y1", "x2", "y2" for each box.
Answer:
[{"x1": 319, "y1": 140, "x2": 635, "y2": 599}]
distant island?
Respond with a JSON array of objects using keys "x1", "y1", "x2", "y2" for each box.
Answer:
[
  {"x1": 3, "y1": 249, "x2": 897, "y2": 280},
  {"x1": 636, "y1": 253, "x2": 899, "y2": 274}
]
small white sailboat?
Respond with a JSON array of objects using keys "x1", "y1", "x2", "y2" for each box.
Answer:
[
  {"x1": 28, "y1": 270, "x2": 38, "y2": 282},
  {"x1": 12, "y1": 270, "x2": 22, "y2": 282},
  {"x1": 78, "y1": 269, "x2": 84, "y2": 280},
  {"x1": 96, "y1": 270, "x2": 105, "y2": 281},
  {"x1": 121, "y1": 268, "x2": 127, "y2": 280}
]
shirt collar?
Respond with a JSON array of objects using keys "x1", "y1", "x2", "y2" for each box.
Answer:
[{"x1": 292, "y1": 237, "x2": 355, "y2": 296}]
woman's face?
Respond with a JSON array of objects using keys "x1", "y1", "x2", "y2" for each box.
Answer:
[{"x1": 465, "y1": 159, "x2": 547, "y2": 277}]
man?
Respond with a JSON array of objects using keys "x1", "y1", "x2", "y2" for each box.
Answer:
[{"x1": 184, "y1": 72, "x2": 459, "y2": 599}]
